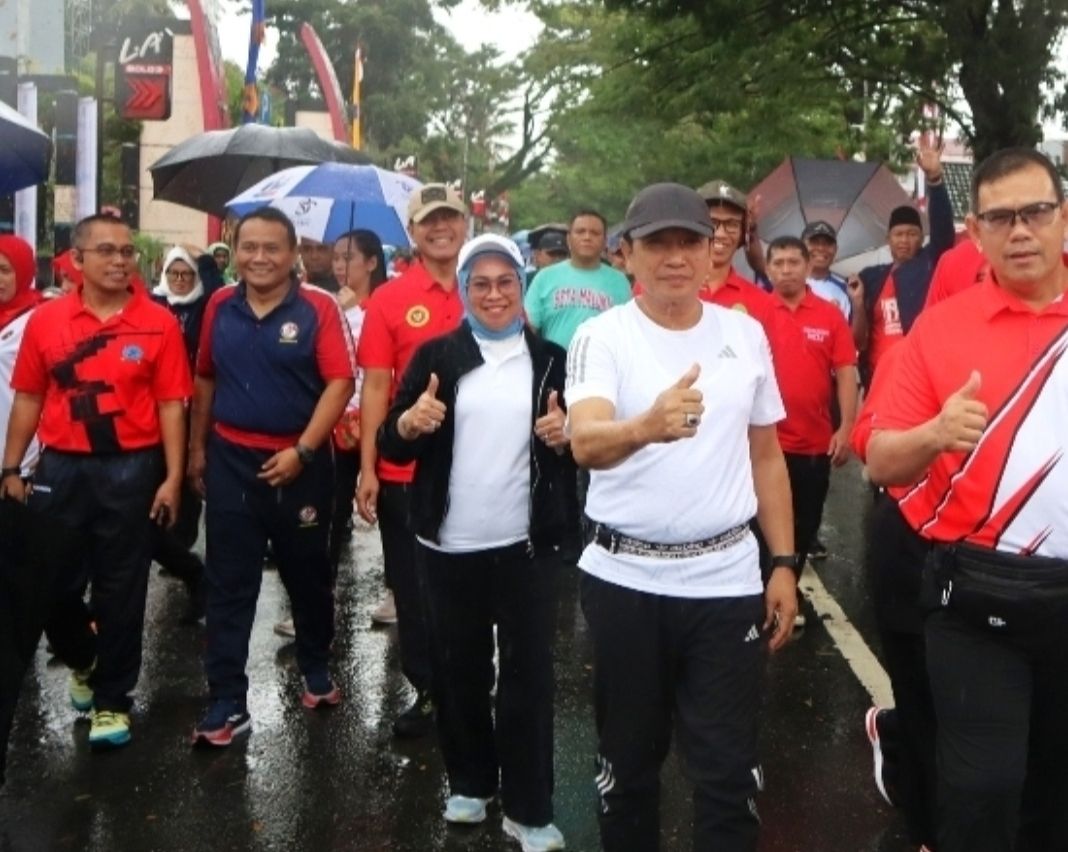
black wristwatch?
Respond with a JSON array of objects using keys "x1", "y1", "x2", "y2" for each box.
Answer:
[
  {"x1": 770, "y1": 554, "x2": 799, "y2": 570},
  {"x1": 294, "y1": 444, "x2": 314, "y2": 465},
  {"x1": 1, "y1": 466, "x2": 21, "y2": 480}
]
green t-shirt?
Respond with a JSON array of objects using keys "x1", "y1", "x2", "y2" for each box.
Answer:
[{"x1": 524, "y1": 262, "x2": 633, "y2": 348}]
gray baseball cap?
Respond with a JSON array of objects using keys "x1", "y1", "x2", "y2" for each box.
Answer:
[{"x1": 622, "y1": 183, "x2": 715, "y2": 240}]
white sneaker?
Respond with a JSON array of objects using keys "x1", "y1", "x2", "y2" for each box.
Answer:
[
  {"x1": 502, "y1": 816, "x2": 565, "y2": 851},
  {"x1": 371, "y1": 590, "x2": 397, "y2": 625},
  {"x1": 273, "y1": 618, "x2": 296, "y2": 638},
  {"x1": 444, "y1": 795, "x2": 489, "y2": 824}
]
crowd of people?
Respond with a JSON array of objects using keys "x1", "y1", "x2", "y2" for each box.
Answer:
[{"x1": 0, "y1": 141, "x2": 1066, "y2": 852}]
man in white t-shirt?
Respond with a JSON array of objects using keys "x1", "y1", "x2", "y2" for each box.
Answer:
[{"x1": 566, "y1": 183, "x2": 797, "y2": 852}]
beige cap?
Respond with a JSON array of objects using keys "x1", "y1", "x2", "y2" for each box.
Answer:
[{"x1": 407, "y1": 183, "x2": 467, "y2": 224}]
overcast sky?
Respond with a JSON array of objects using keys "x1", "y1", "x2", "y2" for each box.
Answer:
[{"x1": 215, "y1": 0, "x2": 541, "y2": 68}]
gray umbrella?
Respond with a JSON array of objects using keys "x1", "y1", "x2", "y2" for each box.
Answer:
[
  {"x1": 149, "y1": 124, "x2": 370, "y2": 215},
  {"x1": 0, "y1": 101, "x2": 51, "y2": 195},
  {"x1": 750, "y1": 157, "x2": 914, "y2": 261}
]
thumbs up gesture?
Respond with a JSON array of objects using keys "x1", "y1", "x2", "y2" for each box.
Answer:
[
  {"x1": 399, "y1": 372, "x2": 448, "y2": 440},
  {"x1": 644, "y1": 363, "x2": 704, "y2": 443},
  {"x1": 935, "y1": 370, "x2": 987, "y2": 452},
  {"x1": 535, "y1": 389, "x2": 568, "y2": 450}
]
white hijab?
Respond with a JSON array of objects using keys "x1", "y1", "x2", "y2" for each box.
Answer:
[{"x1": 154, "y1": 246, "x2": 204, "y2": 305}]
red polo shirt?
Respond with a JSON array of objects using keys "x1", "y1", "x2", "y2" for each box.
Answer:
[
  {"x1": 701, "y1": 269, "x2": 775, "y2": 325},
  {"x1": 924, "y1": 239, "x2": 987, "y2": 309},
  {"x1": 873, "y1": 274, "x2": 1068, "y2": 556},
  {"x1": 12, "y1": 286, "x2": 192, "y2": 453},
  {"x1": 357, "y1": 262, "x2": 463, "y2": 482},
  {"x1": 771, "y1": 288, "x2": 857, "y2": 454}
]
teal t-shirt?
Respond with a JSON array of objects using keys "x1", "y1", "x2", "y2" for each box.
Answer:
[{"x1": 524, "y1": 262, "x2": 633, "y2": 348}]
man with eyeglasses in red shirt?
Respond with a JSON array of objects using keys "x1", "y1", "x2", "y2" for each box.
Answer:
[
  {"x1": 867, "y1": 148, "x2": 1068, "y2": 852},
  {"x1": 1, "y1": 213, "x2": 191, "y2": 752}
]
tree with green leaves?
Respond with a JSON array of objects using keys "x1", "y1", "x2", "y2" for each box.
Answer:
[
  {"x1": 602, "y1": 0, "x2": 1068, "y2": 161},
  {"x1": 265, "y1": 0, "x2": 544, "y2": 197},
  {"x1": 507, "y1": 1, "x2": 863, "y2": 226}
]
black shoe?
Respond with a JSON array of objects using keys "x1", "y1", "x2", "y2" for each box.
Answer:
[
  {"x1": 809, "y1": 537, "x2": 828, "y2": 560},
  {"x1": 391, "y1": 690, "x2": 434, "y2": 738}
]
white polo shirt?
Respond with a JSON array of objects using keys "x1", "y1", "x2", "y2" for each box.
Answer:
[
  {"x1": 566, "y1": 300, "x2": 784, "y2": 598},
  {"x1": 420, "y1": 332, "x2": 533, "y2": 553},
  {"x1": 0, "y1": 309, "x2": 40, "y2": 476}
]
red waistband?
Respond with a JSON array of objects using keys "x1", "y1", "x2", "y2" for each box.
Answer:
[{"x1": 213, "y1": 422, "x2": 303, "y2": 451}]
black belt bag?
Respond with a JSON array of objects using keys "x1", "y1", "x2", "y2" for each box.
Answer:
[{"x1": 922, "y1": 542, "x2": 1068, "y2": 636}]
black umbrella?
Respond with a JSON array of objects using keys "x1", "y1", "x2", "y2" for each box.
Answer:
[
  {"x1": 750, "y1": 157, "x2": 915, "y2": 261},
  {"x1": 0, "y1": 101, "x2": 52, "y2": 195},
  {"x1": 149, "y1": 124, "x2": 371, "y2": 215}
]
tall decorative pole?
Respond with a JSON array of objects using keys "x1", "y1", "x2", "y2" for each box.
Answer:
[
  {"x1": 242, "y1": 0, "x2": 266, "y2": 124},
  {"x1": 351, "y1": 44, "x2": 364, "y2": 149}
]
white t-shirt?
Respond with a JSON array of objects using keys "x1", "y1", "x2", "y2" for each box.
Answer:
[
  {"x1": 420, "y1": 332, "x2": 533, "y2": 553},
  {"x1": 343, "y1": 304, "x2": 366, "y2": 413},
  {"x1": 566, "y1": 300, "x2": 784, "y2": 598}
]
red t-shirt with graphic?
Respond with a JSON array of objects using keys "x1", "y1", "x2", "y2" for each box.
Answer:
[{"x1": 868, "y1": 273, "x2": 905, "y2": 375}]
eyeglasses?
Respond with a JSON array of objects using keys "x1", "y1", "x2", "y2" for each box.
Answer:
[
  {"x1": 709, "y1": 218, "x2": 744, "y2": 236},
  {"x1": 81, "y1": 244, "x2": 139, "y2": 260},
  {"x1": 166, "y1": 269, "x2": 196, "y2": 282},
  {"x1": 468, "y1": 276, "x2": 520, "y2": 295},
  {"x1": 975, "y1": 201, "x2": 1060, "y2": 233}
]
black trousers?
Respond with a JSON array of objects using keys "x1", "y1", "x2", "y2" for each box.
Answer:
[
  {"x1": 421, "y1": 541, "x2": 558, "y2": 826},
  {"x1": 330, "y1": 448, "x2": 359, "y2": 575},
  {"x1": 581, "y1": 573, "x2": 766, "y2": 852},
  {"x1": 867, "y1": 491, "x2": 937, "y2": 849},
  {"x1": 151, "y1": 480, "x2": 203, "y2": 584},
  {"x1": 377, "y1": 481, "x2": 431, "y2": 693},
  {"x1": 783, "y1": 452, "x2": 830, "y2": 572},
  {"x1": 26, "y1": 448, "x2": 163, "y2": 712},
  {"x1": 926, "y1": 609, "x2": 1068, "y2": 852},
  {"x1": 203, "y1": 436, "x2": 335, "y2": 700}
]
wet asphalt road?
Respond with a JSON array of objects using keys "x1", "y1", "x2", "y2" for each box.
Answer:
[{"x1": 0, "y1": 462, "x2": 912, "y2": 852}]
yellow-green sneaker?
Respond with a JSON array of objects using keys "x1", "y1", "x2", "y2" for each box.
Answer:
[
  {"x1": 88, "y1": 709, "x2": 131, "y2": 750},
  {"x1": 69, "y1": 666, "x2": 94, "y2": 712}
]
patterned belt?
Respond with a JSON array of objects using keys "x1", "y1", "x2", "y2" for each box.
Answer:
[{"x1": 588, "y1": 519, "x2": 750, "y2": 560}]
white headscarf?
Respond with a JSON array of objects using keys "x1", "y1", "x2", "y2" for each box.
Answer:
[{"x1": 154, "y1": 246, "x2": 204, "y2": 305}]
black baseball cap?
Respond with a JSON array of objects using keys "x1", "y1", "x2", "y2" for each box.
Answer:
[
  {"x1": 801, "y1": 220, "x2": 837, "y2": 241},
  {"x1": 623, "y1": 183, "x2": 715, "y2": 240},
  {"x1": 537, "y1": 231, "x2": 569, "y2": 254}
]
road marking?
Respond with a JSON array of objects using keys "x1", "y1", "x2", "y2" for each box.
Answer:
[{"x1": 800, "y1": 564, "x2": 894, "y2": 708}]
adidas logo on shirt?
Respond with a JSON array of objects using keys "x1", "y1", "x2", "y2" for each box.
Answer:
[{"x1": 718, "y1": 344, "x2": 738, "y2": 359}]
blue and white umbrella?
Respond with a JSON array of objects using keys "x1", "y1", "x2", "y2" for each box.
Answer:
[{"x1": 227, "y1": 163, "x2": 422, "y2": 248}]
